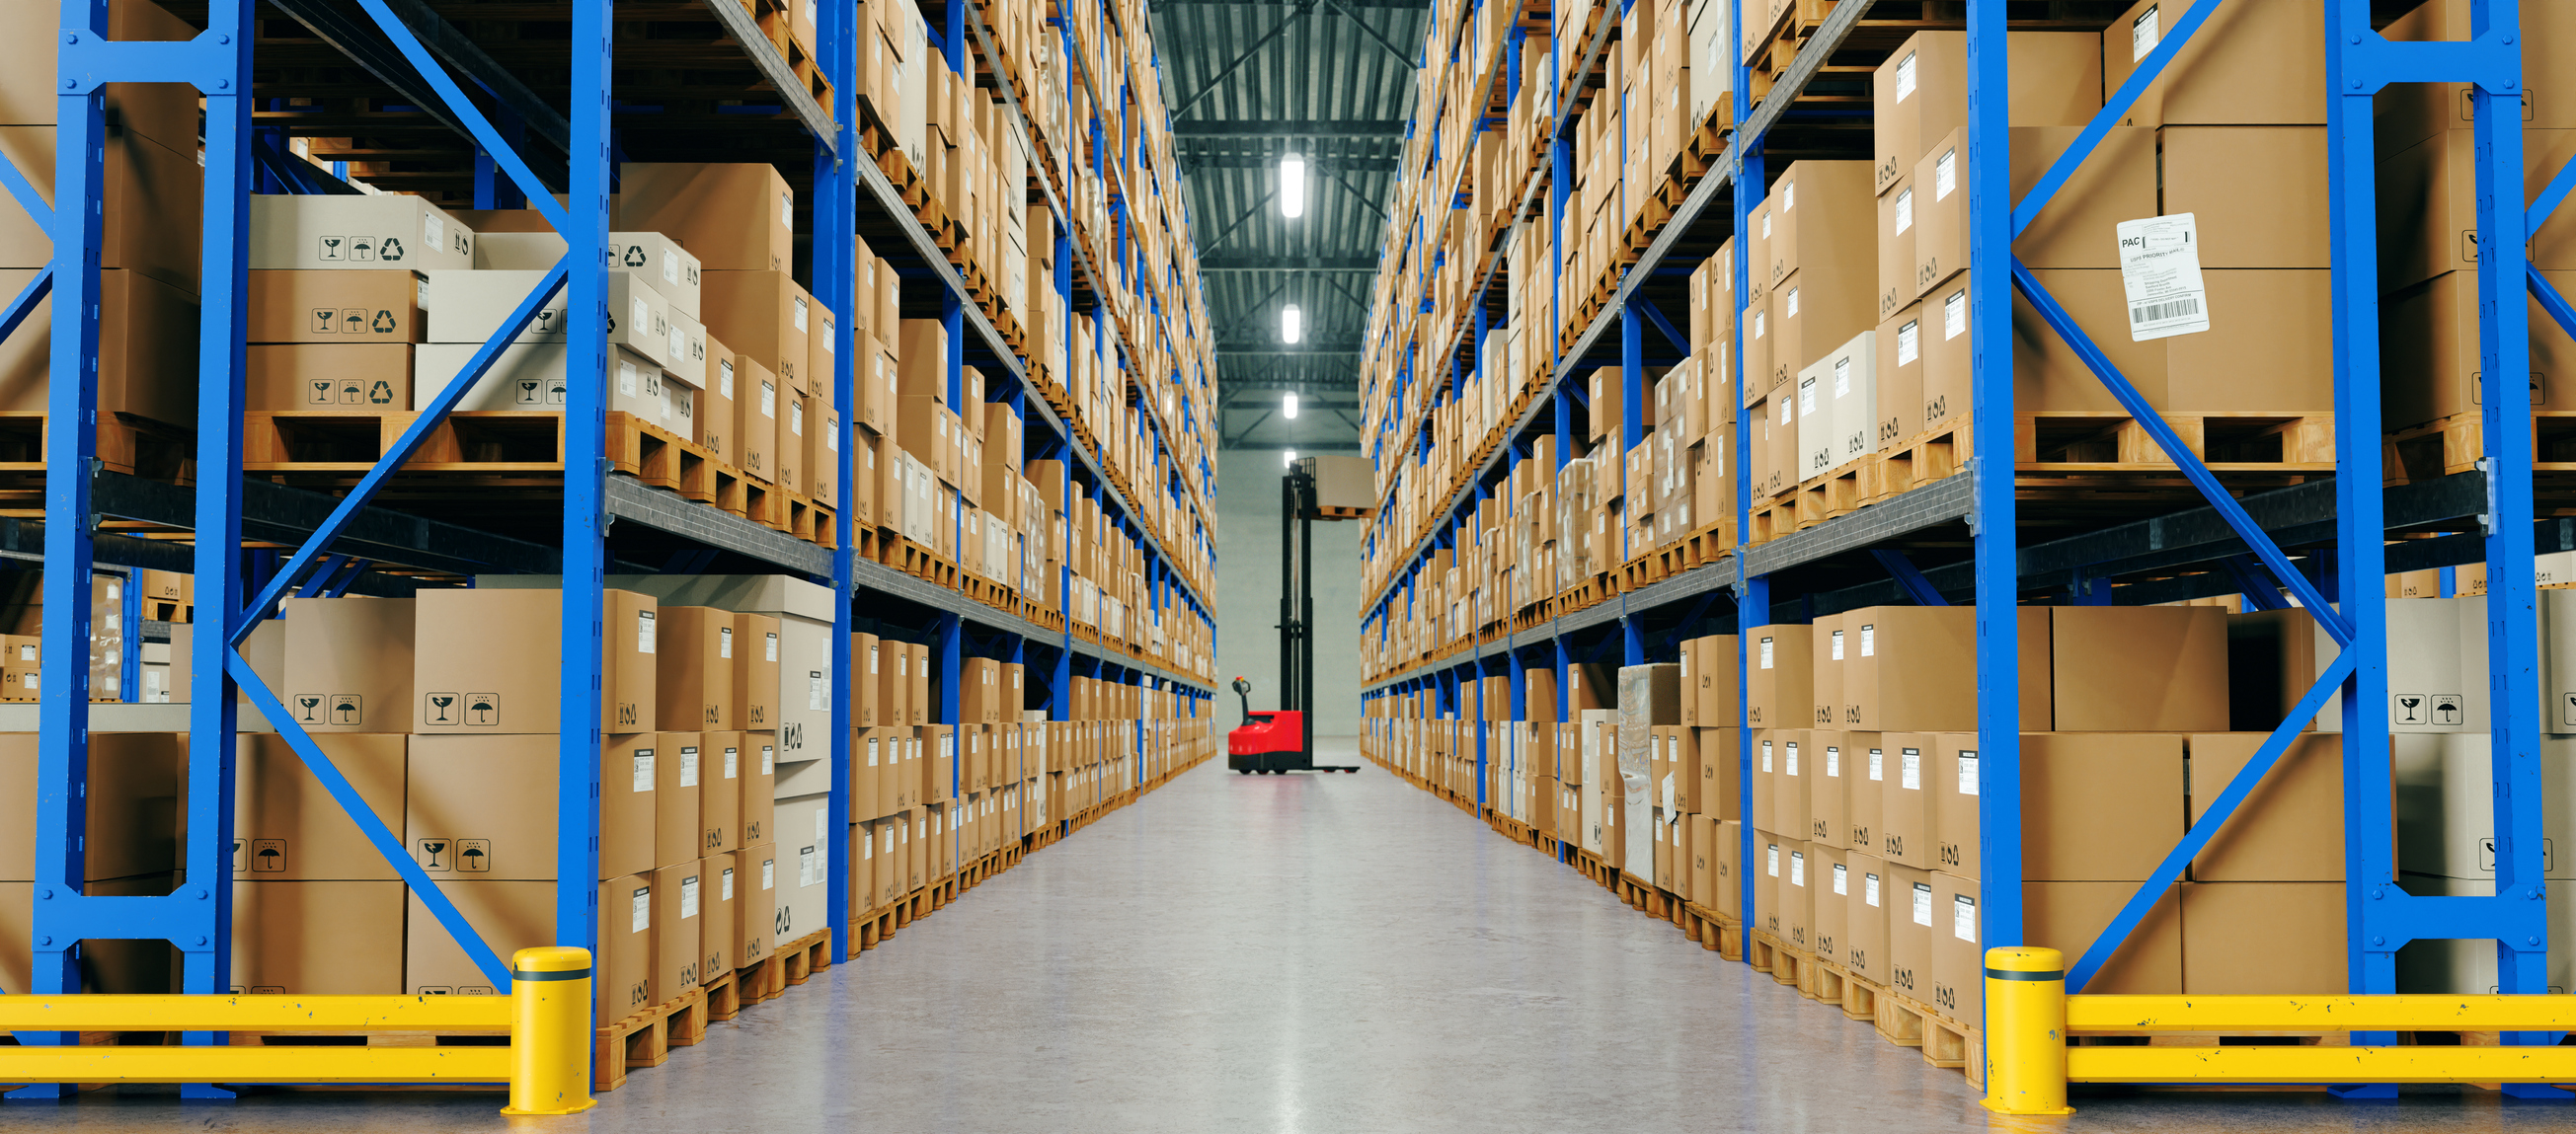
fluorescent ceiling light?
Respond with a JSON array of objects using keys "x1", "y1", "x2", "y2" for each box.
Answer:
[
  {"x1": 1281, "y1": 154, "x2": 1306, "y2": 218},
  {"x1": 1284, "y1": 449, "x2": 1297, "y2": 467},
  {"x1": 1284, "y1": 392, "x2": 1300, "y2": 419},
  {"x1": 1282, "y1": 304, "x2": 1302, "y2": 343}
]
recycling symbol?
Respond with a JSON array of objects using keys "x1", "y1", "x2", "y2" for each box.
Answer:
[
  {"x1": 370, "y1": 309, "x2": 397, "y2": 334},
  {"x1": 380, "y1": 237, "x2": 405, "y2": 262},
  {"x1": 367, "y1": 380, "x2": 395, "y2": 405},
  {"x1": 623, "y1": 246, "x2": 647, "y2": 267}
]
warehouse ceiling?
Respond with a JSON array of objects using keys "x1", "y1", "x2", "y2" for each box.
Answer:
[{"x1": 1149, "y1": 0, "x2": 1429, "y2": 452}]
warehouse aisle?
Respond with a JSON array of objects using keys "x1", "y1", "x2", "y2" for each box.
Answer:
[{"x1": 0, "y1": 746, "x2": 2538, "y2": 1133}]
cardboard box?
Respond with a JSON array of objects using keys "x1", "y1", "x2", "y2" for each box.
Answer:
[
  {"x1": 1809, "y1": 729, "x2": 1849, "y2": 848},
  {"x1": 1928, "y1": 870, "x2": 1981, "y2": 1021},
  {"x1": 2181, "y1": 881, "x2": 2348, "y2": 993},
  {"x1": 700, "y1": 850, "x2": 739, "y2": 975},
  {"x1": 248, "y1": 270, "x2": 423, "y2": 343},
  {"x1": 742, "y1": 731, "x2": 776, "y2": 846},
  {"x1": 1771, "y1": 729, "x2": 1810, "y2": 839},
  {"x1": 2101, "y1": 0, "x2": 2325, "y2": 128},
  {"x1": 2383, "y1": 270, "x2": 2576, "y2": 429},
  {"x1": 2028, "y1": 879, "x2": 2184, "y2": 994},
  {"x1": 415, "y1": 588, "x2": 657, "y2": 733},
  {"x1": 701, "y1": 271, "x2": 813, "y2": 389},
  {"x1": 1887, "y1": 862, "x2": 1935, "y2": 1001},
  {"x1": 2162, "y1": 125, "x2": 2328, "y2": 268},
  {"x1": 734, "y1": 612, "x2": 780, "y2": 730},
  {"x1": 2391, "y1": 732, "x2": 2572, "y2": 883},
  {"x1": 246, "y1": 343, "x2": 411, "y2": 411},
  {"x1": 0, "y1": 125, "x2": 201, "y2": 293},
  {"x1": 1935, "y1": 730, "x2": 2189, "y2": 882},
  {"x1": 1877, "y1": 175, "x2": 1917, "y2": 320},
  {"x1": 406, "y1": 732, "x2": 655, "y2": 881},
  {"x1": 277, "y1": 596, "x2": 414, "y2": 732},
  {"x1": 1872, "y1": 306, "x2": 1924, "y2": 449},
  {"x1": 233, "y1": 733, "x2": 406, "y2": 880},
  {"x1": 616, "y1": 164, "x2": 796, "y2": 273},
  {"x1": 405, "y1": 877, "x2": 638, "y2": 1008},
  {"x1": 2051, "y1": 607, "x2": 2227, "y2": 731},
  {"x1": 656, "y1": 607, "x2": 738, "y2": 730},
  {"x1": 734, "y1": 352, "x2": 781, "y2": 481},
  {"x1": 1845, "y1": 850, "x2": 1892, "y2": 983},
  {"x1": 2164, "y1": 269, "x2": 2336, "y2": 413},
  {"x1": 1747, "y1": 624, "x2": 1813, "y2": 728},
  {"x1": 0, "y1": 0, "x2": 201, "y2": 143},
  {"x1": 702, "y1": 731, "x2": 744, "y2": 855},
  {"x1": 1812, "y1": 616, "x2": 1845, "y2": 730},
  {"x1": 1878, "y1": 732, "x2": 1935, "y2": 869},
  {"x1": 1811, "y1": 844, "x2": 1849, "y2": 964},
  {"x1": 0, "y1": 267, "x2": 197, "y2": 423},
  {"x1": 2191, "y1": 732, "x2": 2344, "y2": 881},
  {"x1": 250, "y1": 194, "x2": 476, "y2": 271},
  {"x1": 1843, "y1": 606, "x2": 2053, "y2": 731},
  {"x1": 1844, "y1": 731, "x2": 1884, "y2": 852},
  {"x1": 1871, "y1": 31, "x2": 2104, "y2": 195},
  {"x1": 228, "y1": 879, "x2": 406, "y2": 994},
  {"x1": 654, "y1": 732, "x2": 705, "y2": 869},
  {"x1": 649, "y1": 861, "x2": 703, "y2": 1004}
]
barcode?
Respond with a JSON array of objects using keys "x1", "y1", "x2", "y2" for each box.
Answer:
[{"x1": 2131, "y1": 297, "x2": 2200, "y2": 324}]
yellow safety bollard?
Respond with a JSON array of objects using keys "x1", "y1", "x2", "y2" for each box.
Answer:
[
  {"x1": 1981, "y1": 945, "x2": 2075, "y2": 1116},
  {"x1": 501, "y1": 946, "x2": 597, "y2": 1115}
]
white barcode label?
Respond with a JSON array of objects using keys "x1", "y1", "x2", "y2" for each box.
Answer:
[
  {"x1": 1895, "y1": 187, "x2": 1913, "y2": 235},
  {"x1": 1944, "y1": 289, "x2": 1968, "y2": 340},
  {"x1": 1760, "y1": 638, "x2": 1774, "y2": 669},
  {"x1": 725, "y1": 746, "x2": 739, "y2": 779},
  {"x1": 632, "y1": 887, "x2": 651, "y2": 933},
  {"x1": 1935, "y1": 149, "x2": 1958, "y2": 200},
  {"x1": 1767, "y1": 845, "x2": 1780, "y2": 876},
  {"x1": 1834, "y1": 356, "x2": 1852, "y2": 397},
  {"x1": 1913, "y1": 882, "x2": 1934, "y2": 926},
  {"x1": 2117, "y1": 214, "x2": 2211, "y2": 340},
  {"x1": 762, "y1": 744, "x2": 774, "y2": 774},
  {"x1": 1831, "y1": 630, "x2": 1844, "y2": 661},
  {"x1": 1896, "y1": 321, "x2": 1919, "y2": 366},
  {"x1": 1896, "y1": 50, "x2": 1917, "y2": 102},
  {"x1": 1958, "y1": 752, "x2": 1979, "y2": 796},
  {"x1": 680, "y1": 746, "x2": 699, "y2": 788},
  {"x1": 722, "y1": 867, "x2": 735, "y2": 901},
  {"x1": 1827, "y1": 747, "x2": 1840, "y2": 778},
  {"x1": 762, "y1": 859, "x2": 775, "y2": 889},
  {"x1": 1761, "y1": 740, "x2": 1773, "y2": 773},
  {"x1": 1786, "y1": 287, "x2": 1801, "y2": 319},
  {"x1": 1833, "y1": 863, "x2": 1848, "y2": 895},
  {"x1": 768, "y1": 632, "x2": 779, "y2": 662},
  {"x1": 1869, "y1": 749, "x2": 1884, "y2": 781},
  {"x1": 633, "y1": 749, "x2": 655, "y2": 793},
  {"x1": 798, "y1": 846, "x2": 818, "y2": 886},
  {"x1": 721, "y1": 359, "x2": 736, "y2": 398},
  {"x1": 2133, "y1": 5, "x2": 2160, "y2": 61},
  {"x1": 1754, "y1": 309, "x2": 1765, "y2": 340},
  {"x1": 720, "y1": 626, "x2": 734, "y2": 659},
  {"x1": 680, "y1": 874, "x2": 700, "y2": 919},
  {"x1": 1785, "y1": 742, "x2": 1800, "y2": 776},
  {"x1": 1954, "y1": 893, "x2": 1978, "y2": 941},
  {"x1": 1861, "y1": 624, "x2": 1875, "y2": 656},
  {"x1": 792, "y1": 295, "x2": 809, "y2": 332},
  {"x1": 810, "y1": 670, "x2": 825, "y2": 710},
  {"x1": 1902, "y1": 748, "x2": 1921, "y2": 790},
  {"x1": 638, "y1": 610, "x2": 656, "y2": 653}
]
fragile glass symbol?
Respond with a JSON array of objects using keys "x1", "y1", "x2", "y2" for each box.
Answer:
[{"x1": 428, "y1": 693, "x2": 456, "y2": 722}]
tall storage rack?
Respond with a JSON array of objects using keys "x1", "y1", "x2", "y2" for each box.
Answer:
[
  {"x1": 12, "y1": 0, "x2": 1214, "y2": 1093},
  {"x1": 1357, "y1": 0, "x2": 2570, "y2": 1092}
]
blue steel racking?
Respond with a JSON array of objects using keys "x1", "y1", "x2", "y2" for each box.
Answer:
[
  {"x1": 1357, "y1": 0, "x2": 2571, "y2": 1093},
  {"x1": 10, "y1": 0, "x2": 1213, "y2": 1093}
]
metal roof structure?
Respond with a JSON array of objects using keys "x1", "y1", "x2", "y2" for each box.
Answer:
[{"x1": 1148, "y1": 0, "x2": 1427, "y2": 451}]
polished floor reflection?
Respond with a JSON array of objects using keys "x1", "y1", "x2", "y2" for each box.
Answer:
[{"x1": 2, "y1": 739, "x2": 2565, "y2": 1132}]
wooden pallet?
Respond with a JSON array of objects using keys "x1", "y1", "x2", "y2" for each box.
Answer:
[
  {"x1": 1878, "y1": 993, "x2": 1983, "y2": 1088},
  {"x1": 1798, "y1": 951, "x2": 1847, "y2": 1007},
  {"x1": 2016, "y1": 410, "x2": 2334, "y2": 474},
  {"x1": 734, "y1": 947, "x2": 787, "y2": 1007},
  {"x1": 0, "y1": 411, "x2": 195, "y2": 481},
  {"x1": 1828, "y1": 962, "x2": 1880, "y2": 1021},
  {"x1": 1876, "y1": 416, "x2": 1971, "y2": 500},
  {"x1": 2386, "y1": 410, "x2": 2576, "y2": 485},
  {"x1": 592, "y1": 987, "x2": 708, "y2": 1094},
  {"x1": 241, "y1": 410, "x2": 563, "y2": 475},
  {"x1": 700, "y1": 966, "x2": 742, "y2": 1023},
  {"x1": 1747, "y1": 493, "x2": 1799, "y2": 547},
  {"x1": 1683, "y1": 519, "x2": 1734, "y2": 567},
  {"x1": 778, "y1": 925, "x2": 834, "y2": 986},
  {"x1": 1792, "y1": 462, "x2": 1866, "y2": 528},
  {"x1": 1750, "y1": 929, "x2": 1815, "y2": 990},
  {"x1": 1681, "y1": 902, "x2": 1746, "y2": 960}
]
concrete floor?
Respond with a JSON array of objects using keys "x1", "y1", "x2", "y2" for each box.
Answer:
[{"x1": 6, "y1": 739, "x2": 2573, "y2": 1132}]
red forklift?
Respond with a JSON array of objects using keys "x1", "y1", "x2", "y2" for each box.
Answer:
[{"x1": 1228, "y1": 457, "x2": 1361, "y2": 774}]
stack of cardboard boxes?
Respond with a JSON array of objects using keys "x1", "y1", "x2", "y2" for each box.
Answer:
[{"x1": 0, "y1": 0, "x2": 203, "y2": 451}]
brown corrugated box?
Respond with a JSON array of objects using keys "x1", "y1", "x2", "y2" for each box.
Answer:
[
  {"x1": 246, "y1": 343, "x2": 411, "y2": 411},
  {"x1": 701, "y1": 851, "x2": 738, "y2": 975},
  {"x1": 2029, "y1": 879, "x2": 2183, "y2": 993},
  {"x1": 406, "y1": 877, "x2": 637, "y2": 1007},
  {"x1": 0, "y1": 125, "x2": 200, "y2": 292},
  {"x1": 407, "y1": 732, "x2": 655, "y2": 881},
  {"x1": 656, "y1": 606, "x2": 737, "y2": 730},
  {"x1": 1871, "y1": 31, "x2": 2103, "y2": 195},
  {"x1": 616, "y1": 164, "x2": 796, "y2": 274},
  {"x1": 230, "y1": 879, "x2": 406, "y2": 993},
  {"x1": 2052, "y1": 606, "x2": 2228, "y2": 730},
  {"x1": 734, "y1": 350, "x2": 780, "y2": 483},
  {"x1": 655, "y1": 732, "x2": 704, "y2": 869},
  {"x1": 1811, "y1": 843, "x2": 1848, "y2": 964},
  {"x1": 233, "y1": 733, "x2": 405, "y2": 880},
  {"x1": 1878, "y1": 731, "x2": 1935, "y2": 869},
  {"x1": 1934, "y1": 731, "x2": 2187, "y2": 881},
  {"x1": 249, "y1": 270, "x2": 423, "y2": 343},
  {"x1": 2188, "y1": 732, "x2": 2342, "y2": 880},
  {"x1": 735, "y1": 612, "x2": 779, "y2": 730},
  {"x1": 701, "y1": 271, "x2": 812, "y2": 390},
  {"x1": 2182, "y1": 881, "x2": 2347, "y2": 993},
  {"x1": 742, "y1": 731, "x2": 776, "y2": 846},
  {"x1": 1842, "y1": 605, "x2": 2053, "y2": 731},
  {"x1": 1887, "y1": 862, "x2": 1934, "y2": 1001},
  {"x1": 1808, "y1": 728, "x2": 1848, "y2": 848},
  {"x1": 414, "y1": 587, "x2": 658, "y2": 733},
  {"x1": 1845, "y1": 849, "x2": 1892, "y2": 983},
  {"x1": 650, "y1": 861, "x2": 702, "y2": 1005},
  {"x1": 1746, "y1": 624, "x2": 1812, "y2": 728},
  {"x1": 1929, "y1": 870, "x2": 1981, "y2": 1021},
  {"x1": 703, "y1": 731, "x2": 743, "y2": 855},
  {"x1": 0, "y1": 267, "x2": 198, "y2": 423},
  {"x1": 1810, "y1": 614, "x2": 1843, "y2": 729},
  {"x1": 2100, "y1": 0, "x2": 2325, "y2": 127},
  {"x1": 277, "y1": 596, "x2": 414, "y2": 732}
]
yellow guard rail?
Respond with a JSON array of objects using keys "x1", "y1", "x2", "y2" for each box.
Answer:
[
  {"x1": 0, "y1": 945, "x2": 593, "y2": 1115},
  {"x1": 1984, "y1": 946, "x2": 2576, "y2": 1113}
]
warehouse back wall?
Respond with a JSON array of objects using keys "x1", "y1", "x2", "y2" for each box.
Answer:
[{"x1": 1216, "y1": 449, "x2": 1361, "y2": 735}]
